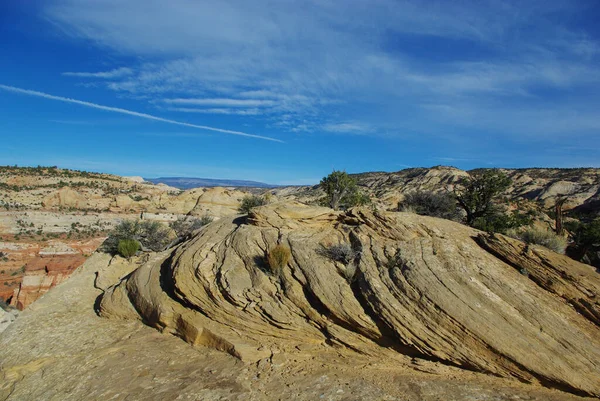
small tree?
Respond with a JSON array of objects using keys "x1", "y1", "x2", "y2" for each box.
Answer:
[
  {"x1": 117, "y1": 239, "x2": 139, "y2": 259},
  {"x1": 566, "y1": 218, "x2": 600, "y2": 263},
  {"x1": 320, "y1": 170, "x2": 369, "y2": 210},
  {"x1": 455, "y1": 170, "x2": 511, "y2": 227},
  {"x1": 238, "y1": 195, "x2": 268, "y2": 214}
]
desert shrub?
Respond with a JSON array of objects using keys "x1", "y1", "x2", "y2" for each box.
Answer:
[
  {"x1": 267, "y1": 244, "x2": 291, "y2": 273},
  {"x1": 472, "y1": 209, "x2": 533, "y2": 234},
  {"x1": 400, "y1": 191, "x2": 461, "y2": 221},
  {"x1": 103, "y1": 219, "x2": 173, "y2": 254},
  {"x1": 117, "y1": 239, "x2": 140, "y2": 259},
  {"x1": 136, "y1": 220, "x2": 173, "y2": 251},
  {"x1": 239, "y1": 195, "x2": 268, "y2": 214},
  {"x1": 318, "y1": 243, "x2": 356, "y2": 264},
  {"x1": 398, "y1": 204, "x2": 417, "y2": 214},
  {"x1": 319, "y1": 170, "x2": 370, "y2": 210},
  {"x1": 565, "y1": 218, "x2": 600, "y2": 265},
  {"x1": 170, "y1": 215, "x2": 213, "y2": 238},
  {"x1": 198, "y1": 214, "x2": 214, "y2": 226},
  {"x1": 518, "y1": 228, "x2": 567, "y2": 254},
  {"x1": 455, "y1": 169, "x2": 511, "y2": 226}
]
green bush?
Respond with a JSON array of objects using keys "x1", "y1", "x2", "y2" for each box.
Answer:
[
  {"x1": 103, "y1": 219, "x2": 173, "y2": 254},
  {"x1": 472, "y1": 209, "x2": 533, "y2": 234},
  {"x1": 238, "y1": 195, "x2": 268, "y2": 214},
  {"x1": 267, "y1": 244, "x2": 291, "y2": 273},
  {"x1": 117, "y1": 239, "x2": 140, "y2": 259},
  {"x1": 400, "y1": 191, "x2": 461, "y2": 221},
  {"x1": 565, "y1": 218, "x2": 600, "y2": 265},
  {"x1": 319, "y1": 170, "x2": 370, "y2": 210},
  {"x1": 518, "y1": 228, "x2": 567, "y2": 254}
]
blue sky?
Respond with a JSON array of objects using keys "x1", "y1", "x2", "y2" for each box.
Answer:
[{"x1": 1, "y1": 0, "x2": 599, "y2": 184}]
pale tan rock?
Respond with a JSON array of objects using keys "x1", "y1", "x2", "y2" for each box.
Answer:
[
  {"x1": 39, "y1": 242, "x2": 78, "y2": 256},
  {"x1": 99, "y1": 202, "x2": 600, "y2": 397},
  {"x1": 123, "y1": 176, "x2": 145, "y2": 183},
  {"x1": 0, "y1": 239, "x2": 595, "y2": 400},
  {"x1": 41, "y1": 188, "x2": 88, "y2": 209},
  {"x1": 94, "y1": 255, "x2": 142, "y2": 291},
  {"x1": 112, "y1": 194, "x2": 134, "y2": 209},
  {"x1": 0, "y1": 307, "x2": 18, "y2": 334}
]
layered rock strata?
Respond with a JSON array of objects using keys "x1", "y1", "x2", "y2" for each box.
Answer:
[{"x1": 100, "y1": 202, "x2": 600, "y2": 397}]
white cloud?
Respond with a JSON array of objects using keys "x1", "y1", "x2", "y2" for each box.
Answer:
[
  {"x1": 0, "y1": 84, "x2": 282, "y2": 142},
  {"x1": 62, "y1": 67, "x2": 133, "y2": 78},
  {"x1": 41, "y1": 0, "x2": 600, "y2": 140},
  {"x1": 322, "y1": 122, "x2": 373, "y2": 135},
  {"x1": 163, "y1": 98, "x2": 275, "y2": 107},
  {"x1": 167, "y1": 107, "x2": 262, "y2": 115}
]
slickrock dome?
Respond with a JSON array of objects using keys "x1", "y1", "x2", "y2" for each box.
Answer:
[{"x1": 100, "y1": 201, "x2": 600, "y2": 397}]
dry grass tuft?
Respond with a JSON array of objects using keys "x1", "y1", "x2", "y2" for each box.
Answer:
[{"x1": 267, "y1": 244, "x2": 291, "y2": 272}]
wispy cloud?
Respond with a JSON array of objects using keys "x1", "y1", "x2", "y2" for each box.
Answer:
[
  {"x1": 322, "y1": 122, "x2": 373, "y2": 135},
  {"x1": 42, "y1": 0, "x2": 600, "y2": 141},
  {"x1": 163, "y1": 98, "x2": 275, "y2": 107},
  {"x1": 0, "y1": 84, "x2": 282, "y2": 142},
  {"x1": 49, "y1": 119, "x2": 97, "y2": 125},
  {"x1": 167, "y1": 107, "x2": 262, "y2": 115},
  {"x1": 62, "y1": 67, "x2": 133, "y2": 78}
]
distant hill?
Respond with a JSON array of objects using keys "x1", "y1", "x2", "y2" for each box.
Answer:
[{"x1": 144, "y1": 177, "x2": 278, "y2": 189}]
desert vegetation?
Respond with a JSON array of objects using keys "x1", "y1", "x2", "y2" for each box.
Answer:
[
  {"x1": 509, "y1": 227, "x2": 568, "y2": 254},
  {"x1": 455, "y1": 169, "x2": 511, "y2": 227},
  {"x1": 238, "y1": 195, "x2": 268, "y2": 214},
  {"x1": 319, "y1": 170, "x2": 369, "y2": 210},
  {"x1": 117, "y1": 239, "x2": 140, "y2": 259},
  {"x1": 103, "y1": 219, "x2": 174, "y2": 254},
  {"x1": 169, "y1": 215, "x2": 213, "y2": 239},
  {"x1": 565, "y1": 218, "x2": 600, "y2": 265},
  {"x1": 399, "y1": 190, "x2": 462, "y2": 221},
  {"x1": 454, "y1": 170, "x2": 534, "y2": 233},
  {"x1": 266, "y1": 244, "x2": 291, "y2": 274},
  {"x1": 317, "y1": 242, "x2": 357, "y2": 265}
]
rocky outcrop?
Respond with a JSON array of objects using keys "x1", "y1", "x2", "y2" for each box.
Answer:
[
  {"x1": 10, "y1": 254, "x2": 87, "y2": 310},
  {"x1": 0, "y1": 307, "x2": 18, "y2": 334},
  {"x1": 274, "y1": 167, "x2": 600, "y2": 214},
  {"x1": 0, "y1": 238, "x2": 105, "y2": 308},
  {"x1": 41, "y1": 187, "x2": 88, "y2": 209},
  {"x1": 3, "y1": 252, "x2": 591, "y2": 400},
  {"x1": 477, "y1": 233, "x2": 600, "y2": 327},
  {"x1": 99, "y1": 202, "x2": 600, "y2": 397}
]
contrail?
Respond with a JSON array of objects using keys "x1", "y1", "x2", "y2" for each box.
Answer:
[{"x1": 0, "y1": 84, "x2": 283, "y2": 143}]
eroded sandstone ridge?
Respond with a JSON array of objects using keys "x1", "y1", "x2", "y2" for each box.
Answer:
[{"x1": 100, "y1": 201, "x2": 600, "y2": 397}]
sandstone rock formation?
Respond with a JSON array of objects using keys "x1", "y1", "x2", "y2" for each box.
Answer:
[
  {"x1": 0, "y1": 307, "x2": 18, "y2": 334},
  {"x1": 9, "y1": 254, "x2": 87, "y2": 310},
  {"x1": 99, "y1": 202, "x2": 600, "y2": 398},
  {"x1": 0, "y1": 238, "x2": 106, "y2": 309},
  {"x1": 0, "y1": 244, "x2": 593, "y2": 400},
  {"x1": 1, "y1": 167, "x2": 253, "y2": 306},
  {"x1": 273, "y1": 166, "x2": 600, "y2": 214},
  {"x1": 41, "y1": 187, "x2": 88, "y2": 209}
]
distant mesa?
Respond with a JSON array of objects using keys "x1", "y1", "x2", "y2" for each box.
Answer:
[{"x1": 144, "y1": 176, "x2": 278, "y2": 189}]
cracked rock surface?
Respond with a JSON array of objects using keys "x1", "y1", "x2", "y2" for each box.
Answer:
[{"x1": 98, "y1": 201, "x2": 600, "y2": 398}]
